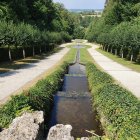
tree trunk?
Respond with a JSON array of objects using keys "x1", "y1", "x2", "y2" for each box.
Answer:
[
  {"x1": 122, "y1": 52, "x2": 124, "y2": 58},
  {"x1": 115, "y1": 49, "x2": 117, "y2": 56},
  {"x1": 105, "y1": 46, "x2": 107, "y2": 51},
  {"x1": 23, "y1": 48, "x2": 26, "y2": 59},
  {"x1": 107, "y1": 47, "x2": 109, "y2": 52},
  {"x1": 8, "y1": 47, "x2": 12, "y2": 61},
  {"x1": 131, "y1": 54, "x2": 133, "y2": 62},
  {"x1": 121, "y1": 50, "x2": 124, "y2": 58},
  {"x1": 33, "y1": 46, "x2": 35, "y2": 56},
  {"x1": 111, "y1": 48, "x2": 113, "y2": 54},
  {"x1": 102, "y1": 45, "x2": 104, "y2": 50}
]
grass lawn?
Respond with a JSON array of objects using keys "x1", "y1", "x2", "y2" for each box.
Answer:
[
  {"x1": 80, "y1": 47, "x2": 93, "y2": 64},
  {"x1": 67, "y1": 44, "x2": 93, "y2": 64},
  {"x1": 97, "y1": 48, "x2": 140, "y2": 73}
]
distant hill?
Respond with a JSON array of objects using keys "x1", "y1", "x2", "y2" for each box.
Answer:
[{"x1": 69, "y1": 9, "x2": 103, "y2": 13}]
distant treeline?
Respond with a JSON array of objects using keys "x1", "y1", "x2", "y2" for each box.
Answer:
[
  {"x1": 86, "y1": 0, "x2": 140, "y2": 63},
  {"x1": 80, "y1": 10, "x2": 102, "y2": 16},
  {"x1": 80, "y1": 10, "x2": 96, "y2": 15}
]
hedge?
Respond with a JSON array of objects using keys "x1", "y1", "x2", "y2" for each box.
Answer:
[
  {"x1": 0, "y1": 62, "x2": 69, "y2": 129},
  {"x1": 86, "y1": 62, "x2": 140, "y2": 139}
]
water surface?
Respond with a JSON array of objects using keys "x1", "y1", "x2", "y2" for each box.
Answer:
[{"x1": 48, "y1": 46, "x2": 103, "y2": 137}]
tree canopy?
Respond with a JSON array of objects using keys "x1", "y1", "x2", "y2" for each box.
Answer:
[
  {"x1": 0, "y1": 0, "x2": 80, "y2": 61},
  {"x1": 86, "y1": 0, "x2": 140, "y2": 63}
]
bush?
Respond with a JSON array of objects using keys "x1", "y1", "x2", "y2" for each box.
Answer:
[
  {"x1": 48, "y1": 32, "x2": 63, "y2": 45},
  {"x1": 86, "y1": 62, "x2": 140, "y2": 139},
  {"x1": 86, "y1": 63, "x2": 113, "y2": 90},
  {"x1": 60, "y1": 31, "x2": 72, "y2": 42},
  {"x1": 73, "y1": 26, "x2": 85, "y2": 39},
  {"x1": 0, "y1": 94, "x2": 30, "y2": 128},
  {"x1": 0, "y1": 62, "x2": 69, "y2": 129}
]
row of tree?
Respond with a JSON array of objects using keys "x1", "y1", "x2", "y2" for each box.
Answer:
[
  {"x1": 0, "y1": 21, "x2": 71, "y2": 61},
  {"x1": 0, "y1": 0, "x2": 79, "y2": 62},
  {"x1": 85, "y1": 0, "x2": 140, "y2": 63}
]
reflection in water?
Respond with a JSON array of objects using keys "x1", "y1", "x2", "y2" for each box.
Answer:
[{"x1": 48, "y1": 46, "x2": 103, "y2": 138}]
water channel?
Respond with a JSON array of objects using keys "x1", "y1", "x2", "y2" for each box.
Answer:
[{"x1": 48, "y1": 45, "x2": 103, "y2": 138}]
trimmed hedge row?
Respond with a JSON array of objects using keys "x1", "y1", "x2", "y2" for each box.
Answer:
[
  {"x1": 0, "y1": 62, "x2": 69, "y2": 129},
  {"x1": 86, "y1": 62, "x2": 140, "y2": 140}
]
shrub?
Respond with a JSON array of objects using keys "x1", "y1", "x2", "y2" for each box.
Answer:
[
  {"x1": 0, "y1": 62, "x2": 69, "y2": 129},
  {"x1": 86, "y1": 62, "x2": 140, "y2": 139},
  {"x1": 0, "y1": 94, "x2": 30, "y2": 128},
  {"x1": 60, "y1": 31, "x2": 72, "y2": 42},
  {"x1": 48, "y1": 32, "x2": 63, "y2": 44},
  {"x1": 86, "y1": 63, "x2": 113, "y2": 90}
]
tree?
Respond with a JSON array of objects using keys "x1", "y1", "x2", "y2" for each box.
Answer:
[
  {"x1": 73, "y1": 26, "x2": 85, "y2": 39},
  {"x1": 0, "y1": 21, "x2": 15, "y2": 61},
  {"x1": 86, "y1": 0, "x2": 140, "y2": 63}
]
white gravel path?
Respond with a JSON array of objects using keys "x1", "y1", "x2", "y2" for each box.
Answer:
[
  {"x1": 0, "y1": 44, "x2": 70, "y2": 102},
  {"x1": 88, "y1": 43, "x2": 140, "y2": 99}
]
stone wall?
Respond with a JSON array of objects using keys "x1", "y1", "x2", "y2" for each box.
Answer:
[
  {"x1": 47, "y1": 124, "x2": 90, "y2": 140},
  {"x1": 0, "y1": 111, "x2": 44, "y2": 140}
]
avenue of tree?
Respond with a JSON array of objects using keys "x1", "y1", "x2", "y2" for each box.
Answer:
[
  {"x1": 2, "y1": 0, "x2": 139, "y2": 64},
  {"x1": 86, "y1": 0, "x2": 140, "y2": 63},
  {"x1": 0, "y1": 0, "x2": 86, "y2": 62}
]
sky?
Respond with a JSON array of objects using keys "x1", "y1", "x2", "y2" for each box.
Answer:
[{"x1": 53, "y1": 0, "x2": 106, "y2": 9}]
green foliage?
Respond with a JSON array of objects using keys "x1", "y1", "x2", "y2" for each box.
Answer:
[
  {"x1": 86, "y1": 62, "x2": 140, "y2": 139},
  {"x1": 73, "y1": 26, "x2": 85, "y2": 39},
  {"x1": 60, "y1": 32, "x2": 72, "y2": 42},
  {"x1": 86, "y1": 63, "x2": 113, "y2": 90},
  {"x1": 48, "y1": 32, "x2": 63, "y2": 44},
  {"x1": 0, "y1": 0, "x2": 81, "y2": 62},
  {"x1": 79, "y1": 10, "x2": 96, "y2": 16},
  {"x1": 86, "y1": 0, "x2": 140, "y2": 63},
  {"x1": 0, "y1": 0, "x2": 78, "y2": 35},
  {"x1": 16, "y1": 106, "x2": 33, "y2": 117},
  {"x1": 80, "y1": 16, "x2": 95, "y2": 28},
  {"x1": 0, "y1": 20, "x2": 72, "y2": 61},
  {"x1": 0, "y1": 62, "x2": 69, "y2": 129},
  {"x1": 0, "y1": 94, "x2": 30, "y2": 128}
]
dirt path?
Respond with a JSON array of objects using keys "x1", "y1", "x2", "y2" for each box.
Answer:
[
  {"x1": 87, "y1": 43, "x2": 140, "y2": 99},
  {"x1": 0, "y1": 44, "x2": 70, "y2": 103}
]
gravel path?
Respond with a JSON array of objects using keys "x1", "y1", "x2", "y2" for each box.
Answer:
[
  {"x1": 88, "y1": 43, "x2": 140, "y2": 99},
  {"x1": 0, "y1": 44, "x2": 70, "y2": 102}
]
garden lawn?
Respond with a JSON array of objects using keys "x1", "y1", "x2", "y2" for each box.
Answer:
[{"x1": 97, "y1": 48, "x2": 140, "y2": 73}]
